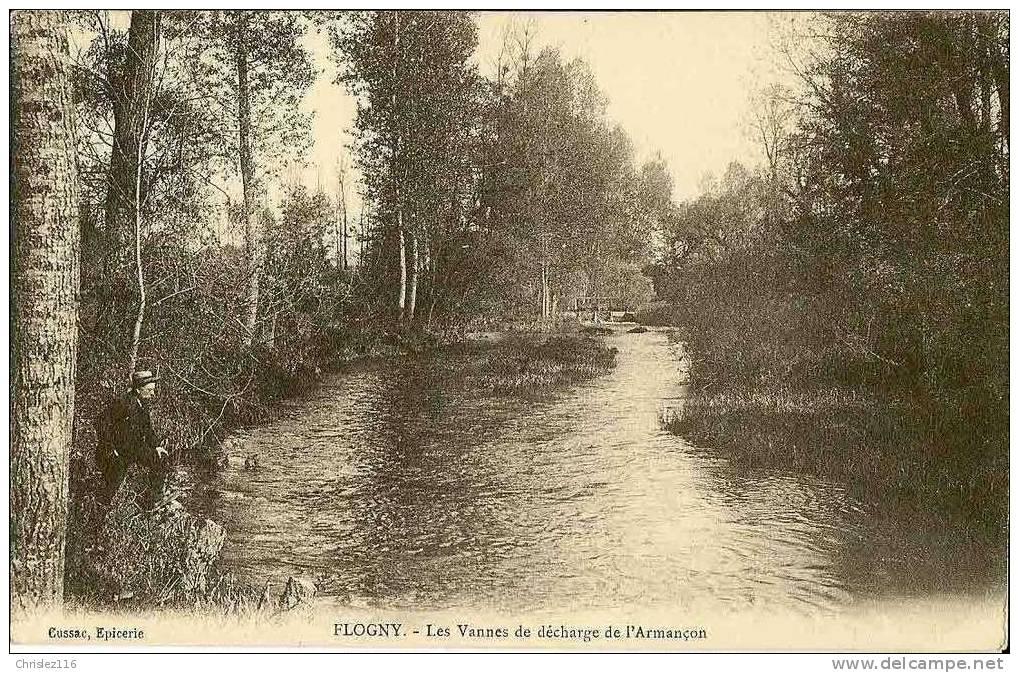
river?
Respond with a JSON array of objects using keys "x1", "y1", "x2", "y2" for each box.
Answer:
[{"x1": 199, "y1": 327, "x2": 1004, "y2": 616}]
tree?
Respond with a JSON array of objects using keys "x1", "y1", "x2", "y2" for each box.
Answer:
[
  {"x1": 231, "y1": 11, "x2": 261, "y2": 346},
  {"x1": 332, "y1": 10, "x2": 482, "y2": 327},
  {"x1": 482, "y1": 46, "x2": 575, "y2": 319},
  {"x1": 331, "y1": 11, "x2": 405, "y2": 324},
  {"x1": 482, "y1": 44, "x2": 654, "y2": 319},
  {"x1": 784, "y1": 11, "x2": 1009, "y2": 390},
  {"x1": 84, "y1": 10, "x2": 160, "y2": 370},
  {"x1": 122, "y1": 12, "x2": 161, "y2": 373},
  {"x1": 71, "y1": 11, "x2": 235, "y2": 374},
  {"x1": 11, "y1": 9, "x2": 81, "y2": 611},
  {"x1": 191, "y1": 10, "x2": 314, "y2": 346},
  {"x1": 335, "y1": 158, "x2": 350, "y2": 270},
  {"x1": 104, "y1": 10, "x2": 159, "y2": 270},
  {"x1": 655, "y1": 10, "x2": 1008, "y2": 398}
]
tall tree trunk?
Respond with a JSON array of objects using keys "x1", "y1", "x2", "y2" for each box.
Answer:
[
  {"x1": 407, "y1": 230, "x2": 418, "y2": 323},
  {"x1": 341, "y1": 190, "x2": 349, "y2": 271},
  {"x1": 127, "y1": 18, "x2": 157, "y2": 373},
  {"x1": 358, "y1": 209, "x2": 366, "y2": 264},
  {"x1": 340, "y1": 215, "x2": 348, "y2": 267},
  {"x1": 128, "y1": 128, "x2": 148, "y2": 373},
  {"x1": 541, "y1": 262, "x2": 550, "y2": 319},
  {"x1": 336, "y1": 163, "x2": 349, "y2": 270},
  {"x1": 104, "y1": 10, "x2": 159, "y2": 269},
  {"x1": 11, "y1": 9, "x2": 81, "y2": 613},
  {"x1": 391, "y1": 12, "x2": 406, "y2": 327},
  {"x1": 397, "y1": 215, "x2": 407, "y2": 323},
  {"x1": 235, "y1": 12, "x2": 261, "y2": 347},
  {"x1": 98, "y1": 10, "x2": 159, "y2": 352}
]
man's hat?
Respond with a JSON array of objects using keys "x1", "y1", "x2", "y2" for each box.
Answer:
[{"x1": 131, "y1": 370, "x2": 160, "y2": 389}]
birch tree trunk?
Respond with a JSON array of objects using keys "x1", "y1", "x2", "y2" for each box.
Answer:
[
  {"x1": 540, "y1": 241, "x2": 551, "y2": 319},
  {"x1": 11, "y1": 9, "x2": 80, "y2": 613},
  {"x1": 335, "y1": 162, "x2": 349, "y2": 270},
  {"x1": 392, "y1": 12, "x2": 406, "y2": 326},
  {"x1": 341, "y1": 184, "x2": 349, "y2": 271},
  {"x1": 407, "y1": 230, "x2": 418, "y2": 323},
  {"x1": 235, "y1": 12, "x2": 261, "y2": 347},
  {"x1": 128, "y1": 132, "x2": 147, "y2": 373},
  {"x1": 127, "y1": 17, "x2": 158, "y2": 373},
  {"x1": 397, "y1": 216, "x2": 407, "y2": 323}
]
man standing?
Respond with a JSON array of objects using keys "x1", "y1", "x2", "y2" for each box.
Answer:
[{"x1": 95, "y1": 370, "x2": 169, "y2": 511}]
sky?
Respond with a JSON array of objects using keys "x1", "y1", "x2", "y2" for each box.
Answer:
[{"x1": 301, "y1": 11, "x2": 789, "y2": 213}]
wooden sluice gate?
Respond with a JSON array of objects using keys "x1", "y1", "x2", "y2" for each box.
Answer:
[{"x1": 571, "y1": 296, "x2": 636, "y2": 323}]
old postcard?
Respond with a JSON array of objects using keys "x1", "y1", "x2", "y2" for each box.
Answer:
[{"x1": 9, "y1": 9, "x2": 1008, "y2": 654}]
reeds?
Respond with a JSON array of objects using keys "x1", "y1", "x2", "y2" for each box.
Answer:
[{"x1": 669, "y1": 387, "x2": 1007, "y2": 540}]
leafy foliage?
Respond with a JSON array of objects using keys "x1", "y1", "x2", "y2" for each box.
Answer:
[{"x1": 651, "y1": 11, "x2": 1008, "y2": 527}]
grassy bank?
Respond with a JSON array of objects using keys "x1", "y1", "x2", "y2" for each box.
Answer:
[
  {"x1": 435, "y1": 333, "x2": 618, "y2": 397},
  {"x1": 672, "y1": 388, "x2": 1004, "y2": 499},
  {"x1": 663, "y1": 337, "x2": 1007, "y2": 542},
  {"x1": 70, "y1": 471, "x2": 315, "y2": 616}
]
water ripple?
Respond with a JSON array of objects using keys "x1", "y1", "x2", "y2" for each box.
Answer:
[{"x1": 201, "y1": 329, "x2": 1002, "y2": 612}]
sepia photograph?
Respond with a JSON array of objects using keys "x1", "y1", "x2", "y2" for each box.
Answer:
[{"x1": 9, "y1": 7, "x2": 1009, "y2": 656}]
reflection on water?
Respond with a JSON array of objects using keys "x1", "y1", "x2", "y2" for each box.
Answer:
[{"x1": 200, "y1": 329, "x2": 1004, "y2": 613}]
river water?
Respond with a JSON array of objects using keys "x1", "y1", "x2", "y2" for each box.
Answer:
[{"x1": 200, "y1": 327, "x2": 1004, "y2": 615}]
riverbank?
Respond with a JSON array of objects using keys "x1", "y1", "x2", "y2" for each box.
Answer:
[
  {"x1": 67, "y1": 329, "x2": 618, "y2": 612},
  {"x1": 639, "y1": 276, "x2": 1008, "y2": 543},
  {"x1": 666, "y1": 364, "x2": 1007, "y2": 545}
]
